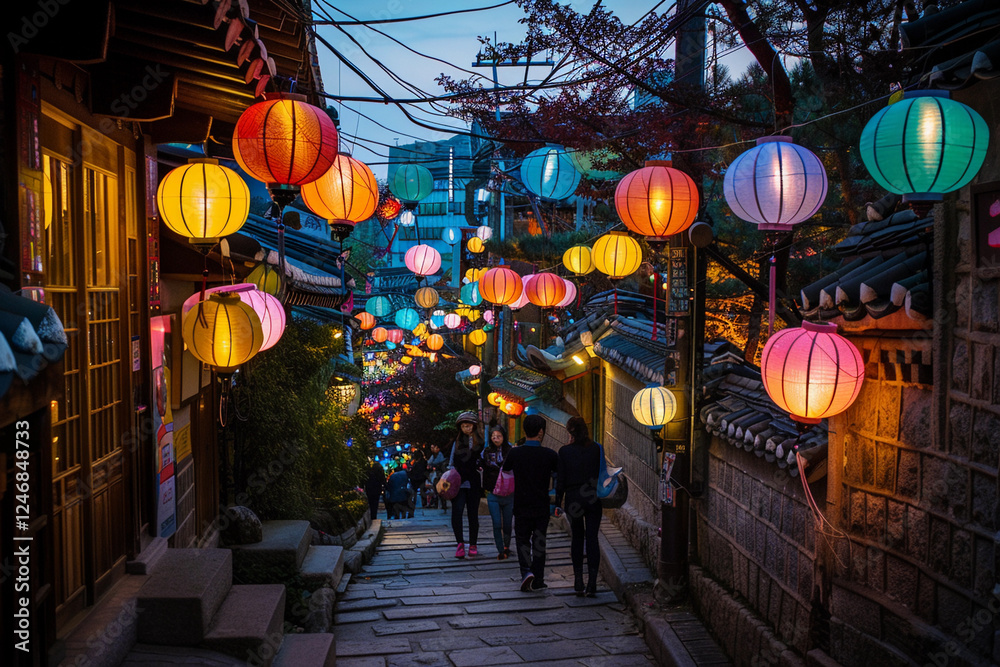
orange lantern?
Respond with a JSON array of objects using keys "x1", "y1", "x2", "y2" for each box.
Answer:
[
  {"x1": 377, "y1": 195, "x2": 402, "y2": 221},
  {"x1": 414, "y1": 287, "x2": 439, "y2": 309},
  {"x1": 372, "y1": 327, "x2": 388, "y2": 343},
  {"x1": 615, "y1": 161, "x2": 698, "y2": 239},
  {"x1": 467, "y1": 236, "x2": 485, "y2": 254},
  {"x1": 426, "y1": 334, "x2": 444, "y2": 351},
  {"x1": 526, "y1": 273, "x2": 567, "y2": 308},
  {"x1": 300, "y1": 153, "x2": 379, "y2": 237},
  {"x1": 233, "y1": 93, "x2": 339, "y2": 186},
  {"x1": 478, "y1": 265, "x2": 523, "y2": 306},
  {"x1": 386, "y1": 329, "x2": 404, "y2": 344},
  {"x1": 488, "y1": 392, "x2": 503, "y2": 406},
  {"x1": 356, "y1": 311, "x2": 376, "y2": 330},
  {"x1": 760, "y1": 322, "x2": 865, "y2": 423},
  {"x1": 503, "y1": 401, "x2": 524, "y2": 416}
]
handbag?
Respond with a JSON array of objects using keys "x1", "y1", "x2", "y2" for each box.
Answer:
[
  {"x1": 436, "y1": 468, "x2": 461, "y2": 500},
  {"x1": 596, "y1": 444, "x2": 624, "y2": 500},
  {"x1": 600, "y1": 474, "x2": 629, "y2": 509},
  {"x1": 492, "y1": 469, "x2": 515, "y2": 497}
]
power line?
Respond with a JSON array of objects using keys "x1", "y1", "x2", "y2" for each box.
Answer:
[{"x1": 310, "y1": 1, "x2": 517, "y2": 26}]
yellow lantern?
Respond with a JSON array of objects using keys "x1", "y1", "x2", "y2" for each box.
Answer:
[
  {"x1": 157, "y1": 159, "x2": 250, "y2": 243},
  {"x1": 415, "y1": 287, "x2": 439, "y2": 309},
  {"x1": 182, "y1": 292, "x2": 263, "y2": 372},
  {"x1": 401, "y1": 356, "x2": 412, "y2": 365},
  {"x1": 412, "y1": 322, "x2": 427, "y2": 337},
  {"x1": 593, "y1": 232, "x2": 642, "y2": 279},
  {"x1": 488, "y1": 392, "x2": 503, "y2": 407},
  {"x1": 469, "y1": 329, "x2": 488, "y2": 346},
  {"x1": 467, "y1": 236, "x2": 485, "y2": 253},
  {"x1": 427, "y1": 333, "x2": 444, "y2": 351},
  {"x1": 248, "y1": 263, "x2": 283, "y2": 297},
  {"x1": 631, "y1": 386, "x2": 677, "y2": 429},
  {"x1": 466, "y1": 267, "x2": 486, "y2": 282},
  {"x1": 562, "y1": 245, "x2": 595, "y2": 275}
]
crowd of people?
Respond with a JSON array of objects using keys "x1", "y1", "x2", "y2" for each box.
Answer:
[{"x1": 363, "y1": 411, "x2": 603, "y2": 596}]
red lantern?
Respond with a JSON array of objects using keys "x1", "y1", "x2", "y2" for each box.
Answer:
[
  {"x1": 356, "y1": 312, "x2": 376, "y2": 330},
  {"x1": 478, "y1": 265, "x2": 523, "y2": 306},
  {"x1": 615, "y1": 161, "x2": 698, "y2": 239},
  {"x1": 372, "y1": 327, "x2": 388, "y2": 343},
  {"x1": 233, "y1": 93, "x2": 339, "y2": 186},
  {"x1": 760, "y1": 322, "x2": 865, "y2": 424},
  {"x1": 386, "y1": 329, "x2": 404, "y2": 344},
  {"x1": 526, "y1": 273, "x2": 567, "y2": 308},
  {"x1": 377, "y1": 195, "x2": 402, "y2": 221}
]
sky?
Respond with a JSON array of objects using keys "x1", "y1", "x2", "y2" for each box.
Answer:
[{"x1": 313, "y1": 1, "x2": 666, "y2": 179}]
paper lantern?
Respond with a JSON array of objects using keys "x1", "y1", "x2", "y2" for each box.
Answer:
[
  {"x1": 859, "y1": 91, "x2": 988, "y2": 202},
  {"x1": 723, "y1": 138, "x2": 827, "y2": 231},
  {"x1": 478, "y1": 266, "x2": 523, "y2": 306},
  {"x1": 593, "y1": 232, "x2": 642, "y2": 279},
  {"x1": 401, "y1": 355, "x2": 412, "y2": 365},
  {"x1": 469, "y1": 365, "x2": 482, "y2": 376},
  {"x1": 366, "y1": 296, "x2": 391, "y2": 317},
  {"x1": 469, "y1": 329, "x2": 488, "y2": 346},
  {"x1": 430, "y1": 311, "x2": 445, "y2": 329},
  {"x1": 233, "y1": 93, "x2": 339, "y2": 186},
  {"x1": 508, "y1": 279, "x2": 531, "y2": 310},
  {"x1": 475, "y1": 225, "x2": 493, "y2": 241},
  {"x1": 414, "y1": 287, "x2": 439, "y2": 309},
  {"x1": 404, "y1": 244, "x2": 442, "y2": 277},
  {"x1": 526, "y1": 273, "x2": 567, "y2": 308},
  {"x1": 631, "y1": 385, "x2": 677, "y2": 429},
  {"x1": 426, "y1": 333, "x2": 444, "y2": 350},
  {"x1": 389, "y1": 163, "x2": 434, "y2": 203},
  {"x1": 157, "y1": 159, "x2": 249, "y2": 242},
  {"x1": 372, "y1": 327, "x2": 388, "y2": 343},
  {"x1": 563, "y1": 245, "x2": 595, "y2": 275},
  {"x1": 441, "y1": 227, "x2": 461, "y2": 245},
  {"x1": 444, "y1": 313, "x2": 462, "y2": 329},
  {"x1": 520, "y1": 146, "x2": 581, "y2": 200},
  {"x1": 467, "y1": 237, "x2": 485, "y2": 254},
  {"x1": 760, "y1": 321, "x2": 865, "y2": 424},
  {"x1": 248, "y1": 263, "x2": 283, "y2": 296},
  {"x1": 483, "y1": 310, "x2": 494, "y2": 324},
  {"x1": 412, "y1": 322, "x2": 427, "y2": 337},
  {"x1": 300, "y1": 153, "x2": 379, "y2": 232},
  {"x1": 386, "y1": 329, "x2": 404, "y2": 344},
  {"x1": 616, "y1": 161, "x2": 698, "y2": 238},
  {"x1": 395, "y1": 308, "x2": 420, "y2": 330},
  {"x1": 503, "y1": 401, "x2": 524, "y2": 416},
  {"x1": 398, "y1": 210, "x2": 416, "y2": 227},
  {"x1": 488, "y1": 392, "x2": 503, "y2": 406},
  {"x1": 182, "y1": 292, "x2": 263, "y2": 372},
  {"x1": 460, "y1": 282, "x2": 483, "y2": 306},
  {"x1": 181, "y1": 284, "x2": 285, "y2": 351},
  {"x1": 556, "y1": 279, "x2": 577, "y2": 308},
  {"x1": 466, "y1": 267, "x2": 487, "y2": 283},
  {"x1": 377, "y1": 195, "x2": 402, "y2": 221},
  {"x1": 356, "y1": 311, "x2": 376, "y2": 330}
]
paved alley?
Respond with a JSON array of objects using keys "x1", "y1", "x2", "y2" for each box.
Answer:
[{"x1": 333, "y1": 509, "x2": 656, "y2": 666}]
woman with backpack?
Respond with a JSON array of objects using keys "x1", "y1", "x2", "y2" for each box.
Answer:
[
  {"x1": 448, "y1": 411, "x2": 484, "y2": 558},
  {"x1": 482, "y1": 425, "x2": 514, "y2": 560},
  {"x1": 555, "y1": 416, "x2": 603, "y2": 596}
]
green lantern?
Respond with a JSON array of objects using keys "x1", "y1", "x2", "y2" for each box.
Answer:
[
  {"x1": 460, "y1": 282, "x2": 483, "y2": 306},
  {"x1": 366, "y1": 296, "x2": 391, "y2": 317},
  {"x1": 388, "y1": 163, "x2": 433, "y2": 203},
  {"x1": 859, "y1": 91, "x2": 988, "y2": 203},
  {"x1": 248, "y1": 263, "x2": 283, "y2": 297}
]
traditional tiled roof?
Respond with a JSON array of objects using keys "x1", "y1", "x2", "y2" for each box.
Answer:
[
  {"x1": 900, "y1": 0, "x2": 1000, "y2": 89},
  {"x1": 0, "y1": 288, "x2": 68, "y2": 398},
  {"x1": 488, "y1": 364, "x2": 560, "y2": 402},
  {"x1": 799, "y1": 209, "x2": 932, "y2": 325}
]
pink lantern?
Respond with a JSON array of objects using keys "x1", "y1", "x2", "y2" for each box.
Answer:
[
  {"x1": 444, "y1": 313, "x2": 462, "y2": 329},
  {"x1": 182, "y1": 283, "x2": 286, "y2": 351},
  {"x1": 386, "y1": 328, "x2": 404, "y2": 344},
  {"x1": 509, "y1": 275, "x2": 534, "y2": 310},
  {"x1": 556, "y1": 279, "x2": 577, "y2": 308},
  {"x1": 404, "y1": 244, "x2": 442, "y2": 277},
  {"x1": 469, "y1": 365, "x2": 482, "y2": 376},
  {"x1": 760, "y1": 321, "x2": 865, "y2": 424},
  {"x1": 483, "y1": 310, "x2": 494, "y2": 324}
]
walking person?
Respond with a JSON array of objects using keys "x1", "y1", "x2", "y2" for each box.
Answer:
[
  {"x1": 482, "y1": 425, "x2": 513, "y2": 560},
  {"x1": 427, "y1": 443, "x2": 448, "y2": 511},
  {"x1": 555, "y1": 416, "x2": 603, "y2": 597},
  {"x1": 384, "y1": 464, "x2": 410, "y2": 520},
  {"x1": 364, "y1": 459, "x2": 385, "y2": 521},
  {"x1": 448, "y1": 411, "x2": 484, "y2": 558},
  {"x1": 407, "y1": 448, "x2": 428, "y2": 517},
  {"x1": 501, "y1": 414, "x2": 559, "y2": 591}
]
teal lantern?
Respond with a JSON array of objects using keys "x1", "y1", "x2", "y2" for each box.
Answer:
[
  {"x1": 389, "y1": 163, "x2": 434, "y2": 203},
  {"x1": 859, "y1": 91, "x2": 988, "y2": 203},
  {"x1": 520, "y1": 146, "x2": 581, "y2": 201},
  {"x1": 366, "y1": 295, "x2": 391, "y2": 317},
  {"x1": 394, "y1": 307, "x2": 420, "y2": 330},
  {"x1": 441, "y1": 226, "x2": 461, "y2": 245},
  {"x1": 483, "y1": 323, "x2": 495, "y2": 333},
  {"x1": 460, "y1": 282, "x2": 483, "y2": 306}
]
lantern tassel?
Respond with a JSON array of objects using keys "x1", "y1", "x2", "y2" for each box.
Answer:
[
  {"x1": 651, "y1": 272, "x2": 658, "y2": 342},
  {"x1": 768, "y1": 254, "x2": 776, "y2": 336},
  {"x1": 278, "y1": 221, "x2": 286, "y2": 279},
  {"x1": 197, "y1": 265, "x2": 209, "y2": 328}
]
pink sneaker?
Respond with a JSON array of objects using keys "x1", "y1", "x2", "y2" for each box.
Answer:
[
  {"x1": 455, "y1": 543, "x2": 465, "y2": 559},
  {"x1": 469, "y1": 545, "x2": 478, "y2": 557}
]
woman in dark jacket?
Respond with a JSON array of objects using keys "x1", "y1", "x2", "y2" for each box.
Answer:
[
  {"x1": 407, "y1": 449, "x2": 428, "y2": 516},
  {"x1": 555, "y1": 416, "x2": 603, "y2": 596},
  {"x1": 448, "y1": 411, "x2": 484, "y2": 558},
  {"x1": 482, "y1": 425, "x2": 514, "y2": 560},
  {"x1": 364, "y1": 459, "x2": 385, "y2": 520}
]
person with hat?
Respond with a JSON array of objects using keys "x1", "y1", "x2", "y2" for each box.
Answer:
[{"x1": 448, "y1": 411, "x2": 485, "y2": 558}]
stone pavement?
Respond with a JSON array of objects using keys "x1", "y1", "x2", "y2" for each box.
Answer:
[{"x1": 333, "y1": 507, "x2": 656, "y2": 666}]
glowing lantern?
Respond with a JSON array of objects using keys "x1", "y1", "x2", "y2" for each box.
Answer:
[
  {"x1": 404, "y1": 244, "x2": 442, "y2": 277},
  {"x1": 414, "y1": 287, "x2": 439, "y2": 309},
  {"x1": 467, "y1": 237, "x2": 485, "y2": 254},
  {"x1": 401, "y1": 356, "x2": 412, "y2": 365},
  {"x1": 469, "y1": 365, "x2": 482, "y2": 376},
  {"x1": 181, "y1": 284, "x2": 285, "y2": 351},
  {"x1": 469, "y1": 329, "x2": 488, "y2": 346},
  {"x1": 444, "y1": 313, "x2": 462, "y2": 329},
  {"x1": 372, "y1": 327, "x2": 388, "y2": 343},
  {"x1": 430, "y1": 311, "x2": 445, "y2": 329},
  {"x1": 760, "y1": 322, "x2": 865, "y2": 424},
  {"x1": 182, "y1": 292, "x2": 263, "y2": 372},
  {"x1": 412, "y1": 323, "x2": 427, "y2": 337},
  {"x1": 475, "y1": 225, "x2": 493, "y2": 241},
  {"x1": 386, "y1": 329, "x2": 404, "y2": 344},
  {"x1": 483, "y1": 310, "x2": 494, "y2": 324},
  {"x1": 631, "y1": 385, "x2": 677, "y2": 429},
  {"x1": 508, "y1": 280, "x2": 531, "y2": 310},
  {"x1": 389, "y1": 163, "x2": 434, "y2": 203},
  {"x1": 502, "y1": 400, "x2": 524, "y2": 416},
  {"x1": 356, "y1": 312, "x2": 376, "y2": 330},
  {"x1": 366, "y1": 296, "x2": 391, "y2": 317},
  {"x1": 157, "y1": 159, "x2": 249, "y2": 242},
  {"x1": 556, "y1": 279, "x2": 577, "y2": 308},
  {"x1": 478, "y1": 266, "x2": 523, "y2": 306},
  {"x1": 300, "y1": 153, "x2": 379, "y2": 237},
  {"x1": 233, "y1": 93, "x2": 339, "y2": 186},
  {"x1": 248, "y1": 263, "x2": 283, "y2": 297},
  {"x1": 723, "y1": 138, "x2": 827, "y2": 231},
  {"x1": 520, "y1": 146, "x2": 581, "y2": 200},
  {"x1": 441, "y1": 227, "x2": 461, "y2": 245},
  {"x1": 859, "y1": 91, "x2": 988, "y2": 203},
  {"x1": 394, "y1": 308, "x2": 420, "y2": 330},
  {"x1": 488, "y1": 392, "x2": 503, "y2": 406},
  {"x1": 377, "y1": 195, "x2": 402, "y2": 221},
  {"x1": 526, "y1": 273, "x2": 567, "y2": 308},
  {"x1": 616, "y1": 161, "x2": 698, "y2": 238},
  {"x1": 427, "y1": 333, "x2": 444, "y2": 350},
  {"x1": 460, "y1": 282, "x2": 483, "y2": 306},
  {"x1": 593, "y1": 232, "x2": 642, "y2": 279},
  {"x1": 398, "y1": 210, "x2": 416, "y2": 227},
  {"x1": 562, "y1": 245, "x2": 595, "y2": 275},
  {"x1": 466, "y1": 267, "x2": 487, "y2": 283}
]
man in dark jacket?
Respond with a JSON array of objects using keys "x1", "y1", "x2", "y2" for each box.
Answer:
[
  {"x1": 501, "y1": 414, "x2": 559, "y2": 591},
  {"x1": 384, "y1": 466, "x2": 410, "y2": 520},
  {"x1": 407, "y1": 449, "x2": 428, "y2": 517},
  {"x1": 364, "y1": 460, "x2": 385, "y2": 521}
]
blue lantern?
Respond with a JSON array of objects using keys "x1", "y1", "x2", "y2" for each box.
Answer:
[
  {"x1": 366, "y1": 296, "x2": 391, "y2": 317},
  {"x1": 385, "y1": 341, "x2": 396, "y2": 350},
  {"x1": 395, "y1": 307, "x2": 420, "y2": 330},
  {"x1": 441, "y1": 226, "x2": 462, "y2": 245},
  {"x1": 431, "y1": 313, "x2": 445, "y2": 328},
  {"x1": 520, "y1": 146, "x2": 581, "y2": 201},
  {"x1": 460, "y1": 282, "x2": 483, "y2": 306},
  {"x1": 346, "y1": 438, "x2": 353, "y2": 448}
]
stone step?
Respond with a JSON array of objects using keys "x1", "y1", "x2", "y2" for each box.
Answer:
[
  {"x1": 136, "y1": 549, "x2": 233, "y2": 646},
  {"x1": 202, "y1": 584, "x2": 286, "y2": 667},
  {"x1": 126, "y1": 537, "x2": 168, "y2": 575},
  {"x1": 335, "y1": 572, "x2": 352, "y2": 597},
  {"x1": 273, "y1": 633, "x2": 336, "y2": 667},
  {"x1": 300, "y1": 545, "x2": 345, "y2": 591},
  {"x1": 229, "y1": 520, "x2": 312, "y2": 580}
]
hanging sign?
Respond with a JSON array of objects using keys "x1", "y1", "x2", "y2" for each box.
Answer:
[{"x1": 668, "y1": 248, "x2": 688, "y2": 314}]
